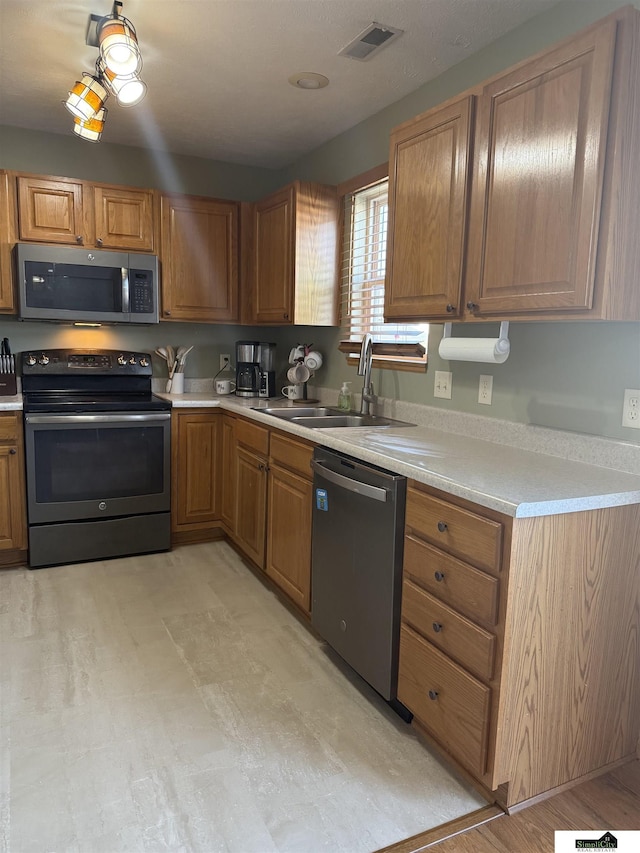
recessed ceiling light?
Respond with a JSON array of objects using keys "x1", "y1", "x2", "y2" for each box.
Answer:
[{"x1": 288, "y1": 72, "x2": 329, "y2": 90}]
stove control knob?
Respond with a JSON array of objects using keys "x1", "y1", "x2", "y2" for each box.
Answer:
[
  {"x1": 117, "y1": 354, "x2": 127, "y2": 366},
  {"x1": 129, "y1": 356, "x2": 136, "y2": 365},
  {"x1": 26, "y1": 354, "x2": 37, "y2": 366},
  {"x1": 39, "y1": 354, "x2": 50, "y2": 366},
  {"x1": 139, "y1": 357, "x2": 149, "y2": 367}
]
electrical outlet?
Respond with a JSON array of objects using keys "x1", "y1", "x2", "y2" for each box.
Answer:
[
  {"x1": 219, "y1": 354, "x2": 231, "y2": 371},
  {"x1": 478, "y1": 374, "x2": 493, "y2": 405},
  {"x1": 622, "y1": 389, "x2": 640, "y2": 428},
  {"x1": 434, "y1": 370, "x2": 452, "y2": 399}
]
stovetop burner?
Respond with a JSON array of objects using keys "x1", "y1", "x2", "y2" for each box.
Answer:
[{"x1": 21, "y1": 348, "x2": 171, "y2": 413}]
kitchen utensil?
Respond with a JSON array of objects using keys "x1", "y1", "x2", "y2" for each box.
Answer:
[
  {"x1": 175, "y1": 345, "x2": 194, "y2": 372},
  {"x1": 171, "y1": 372, "x2": 184, "y2": 394},
  {"x1": 155, "y1": 346, "x2": 169, "y2": 362},
  {"x1": 215, "y1": 379, "x2": 236, "y2": 395},
  {"x1": 282, "y1": 384, "x2": 307, "y2": 400},
  {"x1": 304, "y1": 351, "x2": 323, "y2": 371},
  {"x1": 287, "y1": 363, "x2": 310, "y2": 383}
]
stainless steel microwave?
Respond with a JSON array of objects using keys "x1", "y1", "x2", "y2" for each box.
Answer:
[{"x1": 16, "y1": 243, "x2": 159, "y2": 324}]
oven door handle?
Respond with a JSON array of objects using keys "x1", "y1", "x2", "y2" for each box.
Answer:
[{"x1": 25, "y1": 413, "x2": 171, "y2": 424}]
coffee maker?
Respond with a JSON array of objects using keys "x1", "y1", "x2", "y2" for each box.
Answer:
[
  {"x1": 258, "y1": 342, "x2": 276, "y2": 398},
  {"x1": 235, "y1": 341, "x2": 261, "y2": 397}
]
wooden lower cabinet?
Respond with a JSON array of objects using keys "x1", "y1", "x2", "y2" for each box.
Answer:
[
  {"x1": 400, "y1": 481, "x2": 640, "y2": 810},
  {"x1": 235, "y1": 445, "x2": 268, "y2": 567},
  {"x1": 0, "y1": 413, "x2": 27, "y2": 565},
  {"x1": 220, "y1": 414, "x2": 237, "y2": 534},
  {"x1": 266, "y1": 432, "x2": 314, "y2": 614},
  {"x1": 171, "y1": 410, "x2": 222, "y2": 539}
]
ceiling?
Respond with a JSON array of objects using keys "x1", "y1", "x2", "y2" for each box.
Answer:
[{"x1": 0, "y1": 0, "x2": 559, "y2": 170}]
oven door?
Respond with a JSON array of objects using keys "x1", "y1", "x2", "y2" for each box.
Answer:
[{"x1": 24, "y1": 412, "x2": 171, "y2": 524}]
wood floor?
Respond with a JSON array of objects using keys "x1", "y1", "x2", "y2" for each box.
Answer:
[{"x1": 381, "y1": 760, "x2": 640, "y2": 852}]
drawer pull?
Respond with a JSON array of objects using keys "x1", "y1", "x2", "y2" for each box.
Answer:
[
  {"x1": 445, "y1": 303, "x2": 455, "y2": 313},
  {"x1": 432, "y1": 622, "x2": 443, "y2": 633},
  {"x1": 437, "y1": 520, "x2": 448, "y2": 533},
  {"x1": 428, "y1": 690, "x2": 439, "y2": 701},
  {"x1": 466, "y1": 301, "x2": 478, "y2": 311},
  {"x1": 434, "y1": 570, "x2": 445, "y2": 582},
  {"x1": 9, "y1": 448, "x2": 17, "y2": 455}
]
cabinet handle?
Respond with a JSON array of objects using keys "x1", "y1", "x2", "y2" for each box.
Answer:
[
  {"x1": 76, "y1": 235, "x2": 84, "y2": 244},
  {"x1": 283, "y1": 313, "x2": 289, "y2": 320},
  {"x1": 164, "y1": 310, "x2": 171, "y2": 316},
  {"x1": 432, "y1": 622, "x2": 443, "y2": 633},
  {"x1": 96, "y1": 237, "x2": 103, "y2": 246},
  {"x1": 434, "y1": 571, "x2": 445, "y2": 582},
  {"x1": 466, "y1": 301, "x2": 478, "y2": 311},
  {"x1": 437, "y1": 520, "x2": 447, "y2": 533},
  {"x1": 9, "y1": 448, "x2": 17, "y2": 455},
  {"x1": 445, "y1": 304, "x2": 455, "y2": 313},
  {"x1": 428, "y1": 690, "x2": 438, "y2": 701}
]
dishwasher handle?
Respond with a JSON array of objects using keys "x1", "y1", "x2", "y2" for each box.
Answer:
[{"x1": 311, "y1": 459, "x2": 388, "y2": 502}]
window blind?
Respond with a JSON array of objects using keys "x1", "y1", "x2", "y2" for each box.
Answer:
[{"x1": 340, "y1": 179, "x2": 427, "y2": 356}]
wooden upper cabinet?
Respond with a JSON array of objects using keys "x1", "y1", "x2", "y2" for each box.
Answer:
[
  {"x1": 384, "y1": 96, "x2": 474, "y2": 321},
  {"x1": 93, "y1": 185, "x2": 156, "y2": 251},
  {"x1": 17, "y1": 175, "x2": 87, "y2": 245},
  {"x1": 253, "y1": 181, "x2": 339, "y2": 326},
  {"x1": 254, "y1": 185, "x2": 294, "y2": 323},
  {"x1": 0, "y1": 171, "x2": 17, "y2": 313},
  {"x1": 16, "y1": 173, "x2": 157, "y2": 252},
  {"x1": 464, "y1": 19, "x2": 617, "y2": 318},
  {"x1": 160, "y1": 193, "x2": 239, "y2": 323}
]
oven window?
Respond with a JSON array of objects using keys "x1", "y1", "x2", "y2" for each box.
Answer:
[
  {"x1": 25, "y1": 260, "x2": 123, "y2": 314},
  {"x1": 33, "y1": 425, "x2": 164, "y2": 503}
]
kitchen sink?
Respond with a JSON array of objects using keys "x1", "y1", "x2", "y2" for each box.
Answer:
[{"x1": 252, "y1": 406, "x2": 415, "y2": 428}]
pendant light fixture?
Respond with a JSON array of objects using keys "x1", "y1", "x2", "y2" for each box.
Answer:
[
  {"x1": 97, "y1": 8, "x2": 142, "y2": 75},
  {"x1": 73, "y1": 107, "x2": 108, "y2": 142},
  {"x1": 63, "y1": 1, "x2": 146, "y2": 142}
]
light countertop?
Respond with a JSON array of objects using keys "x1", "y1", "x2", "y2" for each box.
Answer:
[{"x1": 156, "y1": 391, "x2": 640, "y2": 519}]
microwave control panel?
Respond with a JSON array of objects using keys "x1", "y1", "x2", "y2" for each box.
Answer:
[{"x1": 130, "y1": 270, "x2": 155, "y2": 314}]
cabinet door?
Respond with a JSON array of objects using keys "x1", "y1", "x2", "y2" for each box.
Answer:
[
  {"x1": 385, "y1": 97, "x2": 473, "y2": 321},
  {"x1": 161, "y1": 194, "x2": 239, "y2": 322},
  {"x1": 266, "y1": 463, "x2": 312, "y2": 613},
  {"x1": 93, "y1": 185, "x2": 156, "y2": 251},
  {"x1": 0, "y1": 171, "x2": 16, "y2": 312},
  {"x1": 464, "y1": 21, "x2": 616, "y2": 317},
  {"x1": 253, "y1": 185, "x2": 294, "y2": 324},
  {"x1": 0, "y1": 416, "x2": 27, "y2": 551},
  {"x1": 235, "y1": 446, "x2": 268, "y2": 568},
  {"x1": 17, "y1": 176, "x2": 87, "y2": 245},
  {"x1": 220, "y1": 414, "x2": 236, "y2": 533},
  {"x1": 172, "y1": 412, "x2": 220, "y2": 530}
]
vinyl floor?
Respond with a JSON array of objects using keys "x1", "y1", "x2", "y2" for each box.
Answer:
[{"x1": 0, "y1": 541, "x2": 486, "y2": 853}]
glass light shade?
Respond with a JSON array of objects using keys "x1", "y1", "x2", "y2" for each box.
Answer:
[
  {"x1": 98, "y1": 17, "x2": 142, "y2": 75},
  {"x1": 73, "y1": 107, "x2": 107, "y2": 142},
  {"x1": 64, "y1": 74, "x2": 108, "y2": 121},
  {"x1": 97, "y1": 58, "x2": 147, "y2": 107}
]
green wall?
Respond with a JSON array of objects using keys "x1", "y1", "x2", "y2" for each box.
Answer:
[{"x1": 2, "y1": 0, "x2": 640, "y2": 443}]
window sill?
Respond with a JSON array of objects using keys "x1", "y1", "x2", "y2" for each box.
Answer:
[{"x1": 339, "y1": 341, "x2": 427, "y2": 373}]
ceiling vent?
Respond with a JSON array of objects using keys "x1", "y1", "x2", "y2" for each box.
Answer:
[{"x1": 338, "y1": 22, "x2": 404, "y2": 61}]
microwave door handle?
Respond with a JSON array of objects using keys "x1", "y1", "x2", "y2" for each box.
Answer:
[{"x1": 121, "y1": 268, "x2": 130, "y2": 314}]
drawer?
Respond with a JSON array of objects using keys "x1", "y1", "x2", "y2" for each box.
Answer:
[
  {"x1": 0, "y1": 414, "x2": 18, "y2": 442},
  {"x1": 406, "y1": 486, "x2": 502, "y2": 574},
  {"x1": 398, "y1": 624, "x2": 490, "y2": 777},
  {"x1": 404, "y1": 535, "x2": 499, "y2": 627},
  {"x1": 402, "y1": 580, "x2": 495, "y2": 680},
  {"x1": 236, "y1": 417, "x2": 269, "y2": 456},
  {"x1": 269, "y1": 431, "x2": 313, "y2": 480}
]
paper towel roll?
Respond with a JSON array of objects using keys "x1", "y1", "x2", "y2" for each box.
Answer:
[{"x1": 438, "y1": 335, "x2": 510, "y2": 363}]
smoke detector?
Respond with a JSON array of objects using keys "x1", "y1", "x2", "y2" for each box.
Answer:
[{"x1": 338, "y1": 22, "x2": 404, "y2": 61}]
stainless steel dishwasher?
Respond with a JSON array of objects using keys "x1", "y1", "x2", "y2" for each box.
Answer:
[{"x1": 311, "y1": 447, "x2": 407, "y2": 704}]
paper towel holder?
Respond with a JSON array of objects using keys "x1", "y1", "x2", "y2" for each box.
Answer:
[{"x1": 440, "y1": 321, "x2": 511, "y2": 363}]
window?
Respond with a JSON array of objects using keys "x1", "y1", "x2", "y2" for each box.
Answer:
[{"x1": 339, "y1": 171, "x2": 427, "y2": 370}]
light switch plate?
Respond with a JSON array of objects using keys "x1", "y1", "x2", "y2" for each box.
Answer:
[{"x1": 434, "y1": 370, "x2": 452, "y2": 399}]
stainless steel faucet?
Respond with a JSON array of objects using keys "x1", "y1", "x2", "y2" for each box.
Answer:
[{"x1": 357, "y1": 333, "x2": 375, "y2": 415}]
